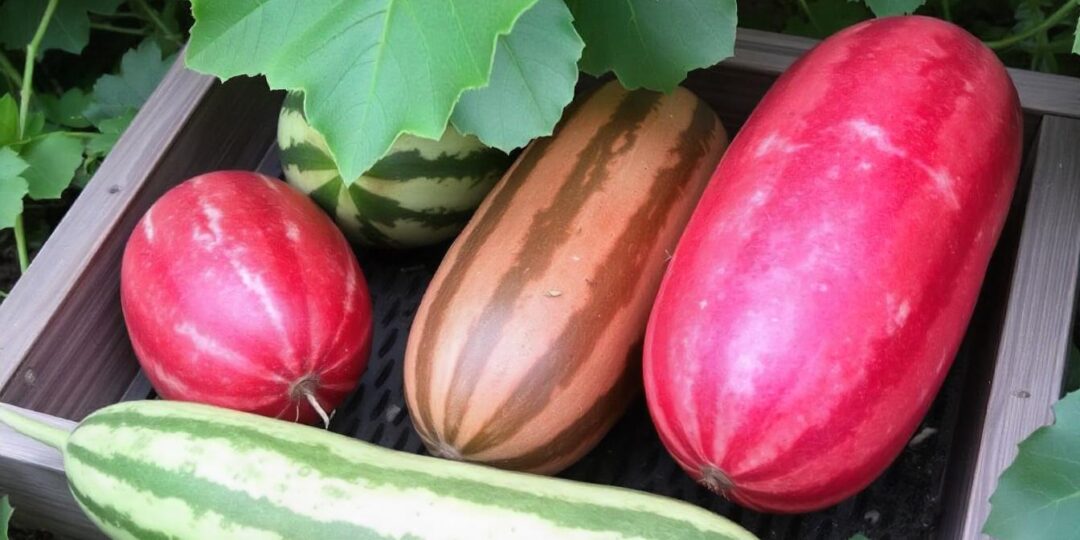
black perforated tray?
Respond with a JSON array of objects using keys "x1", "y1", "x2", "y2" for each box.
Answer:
[{"x1": 326, "y1": 235, "x2": 1010, "y2": 540}]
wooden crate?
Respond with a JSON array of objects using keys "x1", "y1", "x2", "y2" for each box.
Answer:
[{"x1": 1, "y1": 29, "x2": 1078, "y2": 539}]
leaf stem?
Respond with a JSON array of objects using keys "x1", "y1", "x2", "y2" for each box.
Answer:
[
  {"x1": 0, "y1": 405, "x2": 70, "y2": 451},
  {"x1": 130, "y1": 0, "x2": 182, "y2": 45},
  {"x1": 89, "y1": 22, "x2": 150, "y2": 36},
  {"x1": 797, "y1": 0, "x2": 822, "y2": 34},
  {"x1": 19, "y1": 0, "x2": 59, "y2": 138},
  {"x1": 0, "y1": 51, "x2": 22, "y2": 89},
  {"x1": 13, "y1": 214, "x2": 28, "y2": 273},
  {"x1": 986, "y1": 0, "x2": 1079, "y2": 49},
  {"x1": 942, "y1": 0, "x2": 952, "y2": 21},
  {"x1": 11, "y1": 0, "x2": 59, "y2": 276}
]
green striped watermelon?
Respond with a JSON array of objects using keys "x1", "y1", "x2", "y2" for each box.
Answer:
[
  {"x1": 278, "y1": 92, "x2": 513, "y2": 249},
  {"x1": 0, "y1": 401, "x2": 757, "y2": 539}
]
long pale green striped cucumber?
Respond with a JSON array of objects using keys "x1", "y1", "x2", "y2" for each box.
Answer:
[
  {"x1": 278, "y1": 92, "x2": 513, "y2": 249},
  {"x1": 0, "y1": 401, "x2": 757, "y2": 539}
]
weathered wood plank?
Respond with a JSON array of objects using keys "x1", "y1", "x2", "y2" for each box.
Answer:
[
  {"x1": 727, "y1": 28, "x2": 1080, "y2": 119},
  {"x1": 952, "y1": 115, "x2": 1080, "y2": 539},
  {"x1": 0, "y1": 405, "x2": 101, "y2": 538}
]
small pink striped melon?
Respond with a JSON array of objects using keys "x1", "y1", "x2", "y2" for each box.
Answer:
[{"x1": 120, "y1": 170, "x2": 373, "y2": 424}]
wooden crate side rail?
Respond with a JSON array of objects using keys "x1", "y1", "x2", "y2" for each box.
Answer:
[
  {"x1": 0, "y1": 57, "x2": 214, "y2": 394},
  {"x1": 0, "y1": 405, "x2": 101, "y2": 538},
  {"x1": 951, "y1": 115, "x2": 1080, "y2": 539}
]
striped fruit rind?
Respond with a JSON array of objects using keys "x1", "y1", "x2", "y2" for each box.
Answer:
[
  {"x1": 404, "y1": 80, "x2": 728, "y2": 475},
  {"x1": 278, "y1": 92, "x2": 513, "y2": 249},
  {"x1": 46, "y1": 400, "x2": 758, "y2": 540},
  {"x1": 120, "y1": 171, "x2": 373, "y2": 425}
]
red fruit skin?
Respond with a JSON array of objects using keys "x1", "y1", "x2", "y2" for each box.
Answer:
[
  {"x1": 121, "y1": 171, "x2": 373, "y2": 424},
  {"x1": 644, "y1": 16, "x2": 1022, "y2": 513}
]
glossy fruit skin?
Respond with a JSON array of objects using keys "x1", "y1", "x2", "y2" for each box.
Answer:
[
  {"x1": 644, "y1": 16, "x2": 1022, "y2": 513},
  {"x1": 405, "y1": 81, "x2": 728, "y2": 474},
  {"x1": 121, "y1": 171, "x2": 373, "y2": 424},
  {"x1": 6, "y1": 400, "x2": 757, "y2": 540}
]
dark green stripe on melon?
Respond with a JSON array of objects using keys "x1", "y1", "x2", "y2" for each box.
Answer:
[
  {"x1": 366, "y1": 148, "x2": 512, "y2": 183},
  {"x1": 280, "y1": 142, "x2": 338, "y2": 172},
  {"x1": 308, "y1": 177, "x2": 344, "y2": 210},
  {"x1": 347, "y1": 184, "x2": 475, "y2": 230},
  {"x1": 70, "y1": 485, "x2": 173, "y2": 540},
  {"x1": 77, "y1": 410, "x2": 726, "y2": 539}
]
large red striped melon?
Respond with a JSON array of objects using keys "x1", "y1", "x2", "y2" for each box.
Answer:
[
  {"x1": 121, "y1": 171, "x2": 373, "y2": 424},
  {"x1": 644, "y1": 16, "x2": 1023, "y2": 513},
  {"x1": 404, "y1": 81, "x2": 729, "y2": 474}
]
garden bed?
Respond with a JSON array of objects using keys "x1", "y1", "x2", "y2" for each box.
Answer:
[{"x1": 1, "y1": 28, "x2": 1079, "y2": 540}]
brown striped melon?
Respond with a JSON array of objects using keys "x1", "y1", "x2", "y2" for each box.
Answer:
[{"x1": 404, "y1": 81, "x2": 729, "y2": 475}]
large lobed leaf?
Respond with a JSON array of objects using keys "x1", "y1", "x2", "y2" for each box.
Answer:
[
  {"x1": 450, "y1": 0, "x2": 583, "y2": 151},
  {"x1": 186, "y1": 0, "x2": 539, "y2": 181},
  {"x1": 566, "y1": 0, "x2": 738, "y2": 92},
  {"x1": 85, "y1": 40, "x2": 177, "y2": 123},
  {"x1": 985, "y1": 390, "x2": 1080, "y2": 538}
]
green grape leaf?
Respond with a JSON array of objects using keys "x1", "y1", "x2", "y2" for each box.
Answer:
[
  {"x1": 0, "y1": 148, "x2": 29, "y2": 230},
  {"x1": 87, "y1": 109, "x2": 136, "y2": 157},
  {"x1": 40, "y1": 88, "x2": 93, "y2": 129},
  {"x1": 785, "y1": 0, "x2": 872, "y2": 39},
  {"x1": 864, "y1": 0, "x2": 927, "y2": 17},
  {"x1": 451, "y1": 0, "x2": 583, "y2": 151},
  {"x1": 186, "y1": 0, "x2": 539, "y2": 182},
  {"x1": 1074, "y1": 14, "x2": 1080, "y2": 54},
  {"x1": 985, "y1": 391, "x2": 1080, "y2": 538},
  {"x1": 21, "y1": 110, "x2": 45, "y2": 140},
  {"x1": 85, "y1": 40, "x2": 176, "y2": 123},
  {"x1": 0, "y1": 0, "x2": 124, "y2": 55},
  {"x1": 20, "y1": 133, "x2": 83, "y2": 200},
  {"x1": 566, "y1": 0, "x2": 737, "y2": 92},
  {"x1": 0, "y1": 495, "x2": 10, "y2": 540},
  {"x1": 0, "y1": 95, "x2": 17, "y2": 147}
]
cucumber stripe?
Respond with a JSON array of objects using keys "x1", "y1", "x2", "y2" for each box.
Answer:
[
  {"x1": 76, "y1": 409, "x2": 736, "y2": 539},
  {"x1": 70, "y1": 484, "x2": 186, "y2": 540},
  {"x1": 68, "y1": 443, "x2": 385, "y2": 540}
]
